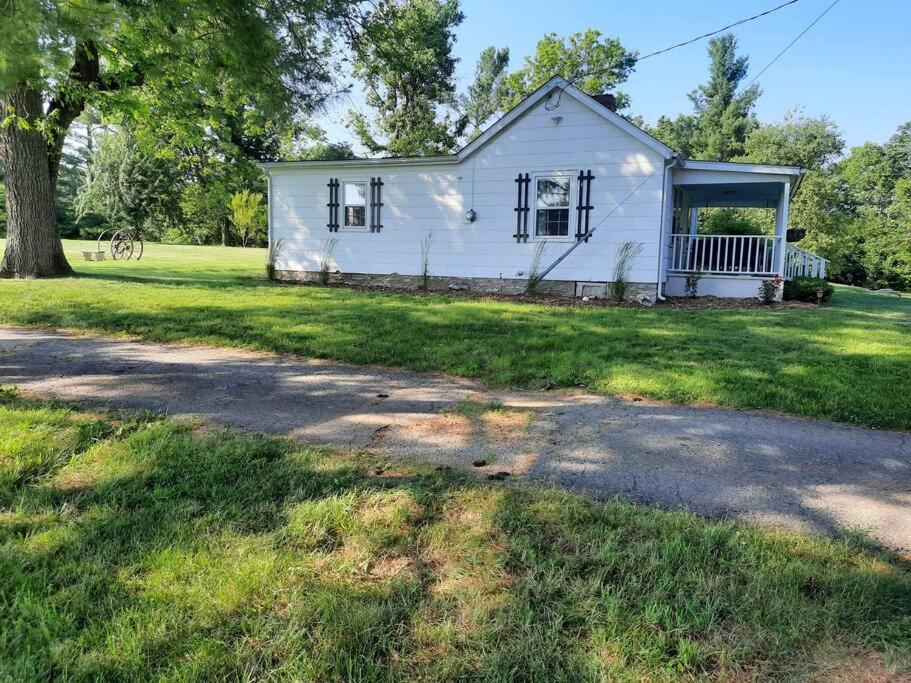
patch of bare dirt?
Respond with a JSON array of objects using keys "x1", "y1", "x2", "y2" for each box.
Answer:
[
  {"x1": 367, "y1": 555, "x2": 416, "y2": 581},
  {"x1": 810, "y1": 649, "x2": 910, "y2": 682}
]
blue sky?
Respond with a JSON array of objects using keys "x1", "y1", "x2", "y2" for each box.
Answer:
[{"x1": 320, "y1": 0, "x2": 911, "y2": 154}]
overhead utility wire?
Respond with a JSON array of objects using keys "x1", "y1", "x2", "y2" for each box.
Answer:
[
  {"x1": 737, "y1": 0, "x2": 841, "y2": 94},
  {"x1": 545, "y1": 0, "x2": 804, "y2": 110},
  {"x1": 525, "y1": 167, "x2": 663, "y2": 291},
  {"x1": 535, "y1": 0, "x2": 841, "y2": 289},
  {"x1": 636, "y1": 0, "x2": 801, "y2": 63}
]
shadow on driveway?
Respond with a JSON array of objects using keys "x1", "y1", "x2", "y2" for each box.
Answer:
[{"x1": 1, "y1": 325, "x2": 908, "y2": 549}]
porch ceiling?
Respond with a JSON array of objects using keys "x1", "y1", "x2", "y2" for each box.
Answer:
[{"x1": 677, "y1": 182, "x2": 784, "y2": 208}]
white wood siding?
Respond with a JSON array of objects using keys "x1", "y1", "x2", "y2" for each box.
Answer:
[{"x1": 269, "y1": 95, "x2": 666, "y2": 284}]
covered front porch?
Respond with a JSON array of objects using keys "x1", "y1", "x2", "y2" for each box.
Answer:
[{"x1": 663, "y1": 161, "x2": 827, "y2": 298}]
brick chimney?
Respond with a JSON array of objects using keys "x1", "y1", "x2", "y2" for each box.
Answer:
[{"x1": 592, "y1": 93, "x2": 617, "y2": 112}]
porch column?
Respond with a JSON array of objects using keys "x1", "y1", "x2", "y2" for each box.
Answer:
[
  {"x1": 773, "y1": 181, "x2": 790, "y2": 276},
  {"x1": 689, "y1": 208, "x2": 698, "y2": 235}
]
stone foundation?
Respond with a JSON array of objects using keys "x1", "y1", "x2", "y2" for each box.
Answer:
[{"x1": 274, "y1": 271, "x2": 657, "y2": 301}]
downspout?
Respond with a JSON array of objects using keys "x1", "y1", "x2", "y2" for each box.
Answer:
[
  {"x1": 655, "y1": 154, "x2": 683, "y2": 301},
  {"x1": 261, "y1": 166, "x2": 273, "y2": 258}
]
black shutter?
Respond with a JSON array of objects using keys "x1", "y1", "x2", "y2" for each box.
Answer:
[
  {"x1": 370, "y1": 177, "x2": 384, "y2": 232},
  {"x1": 513, "y1": 172, "x2": 530, "y2": 243},
  {"x1": 575, "y1": 170, "x2": 594, "y2": 242},
  {"x1": 327, "y1": 178, "x2": 339, "y2": 231}
]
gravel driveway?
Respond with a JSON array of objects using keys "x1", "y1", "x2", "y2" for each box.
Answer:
[{"x1": 2, "y1": 325, "x2": 909, "y2": 549}]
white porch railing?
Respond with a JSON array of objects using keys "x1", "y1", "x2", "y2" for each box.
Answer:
[
  {"x1": 668, "y1": 234, "x2": 779, "y2": 276},
  {"x1": 784, "y1": 244, "x2": 828, "y2": 279}
]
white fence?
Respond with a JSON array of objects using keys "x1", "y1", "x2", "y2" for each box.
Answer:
[
  {"x1": 668, "y1": 234, "x2": 779, "y2": 276},
  {"x1": 784, "y1": 244, "x2": 828, "y2": 279}
]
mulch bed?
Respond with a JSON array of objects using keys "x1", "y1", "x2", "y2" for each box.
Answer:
[{"x1": 280, "y1": 280, "x2": 818, "y2": 310}]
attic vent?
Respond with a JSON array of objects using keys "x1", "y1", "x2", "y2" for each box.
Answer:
[{"x1": 592, "y1": 94, "x2": 617, "y2": 112}]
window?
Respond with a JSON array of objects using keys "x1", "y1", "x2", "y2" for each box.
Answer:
[
  {"x1": 534, "y1": 175, "x2": 571, "y2": 238},
  {"x1": 343, "y1": 181, "x2": 367, "y2": 228}
]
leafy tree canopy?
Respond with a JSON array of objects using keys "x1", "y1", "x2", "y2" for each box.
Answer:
[
  {"x1": 460, "y1": 46, "x2": 510, "y2": 141},
  {"x1": 0, "y1": 0, "x2": 354, "y2": 276},
  {"x1": 501, "y1": 29, "x2": 636, "y2": 111},
  {"x1": 348, "y1": 0, "x2": 464, "y2": 156},
  {"x1": 741, "y1": 109, "x2": 844, "y2": 170},
  {"x1": 651, "y1": 34, "x2": 759, "y2": 161}
]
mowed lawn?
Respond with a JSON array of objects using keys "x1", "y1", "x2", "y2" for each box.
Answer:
[
  {"x1": 1, "y1": 240, "x2": 909, "y2": 430},
  {"x1": 1, "y1": 392, "x2": 909, "y2": 680}
]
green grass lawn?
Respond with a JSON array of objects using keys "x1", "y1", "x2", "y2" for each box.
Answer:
[
  {"x1": 1, "y1": 240, "x2": 909, "y2": 430},
  {"x1": 1, "y1": 391, "x2": 909, "y2": 680}
]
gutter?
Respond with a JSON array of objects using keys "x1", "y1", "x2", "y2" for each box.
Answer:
[
  {"x1": 258, "y1": 154, "x2": 459, "y2": 171},
  {"x1": 655, "y1": 153, "x2": 684, "y2": 301},
  {"x1": 790, "y1": 167, "x2": 807, "y2": 198}
]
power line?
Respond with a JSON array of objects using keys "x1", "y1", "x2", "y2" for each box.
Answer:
[
  {"x1": 536, "y1": 1, "x2": 842, "y2": 284},
  {"x1": 527, "y1": 166, "x2": 663, "y2": 288},
  {"x1": 738, "y1": 0, "x2": 841, "y2": 94},
  {"x1": 636, "y1": 0, "x2": 801, "y2": 63},
  {"x1": 545, "y1": 0, "x2": 804, "y2": 110}
]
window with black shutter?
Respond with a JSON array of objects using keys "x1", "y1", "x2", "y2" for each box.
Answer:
[
  {"x1": 575, "y1": 170, "x2": 594, "y2": 242},
  {"x1": 513, "y1": 172, "x2": 530, "y2": 242},
  {"x1": 327, "y1": 178, "x2": 340, "y2": 231},
  {"x1": 370, "y1": 177, "x2": 384, "y2": 232}
]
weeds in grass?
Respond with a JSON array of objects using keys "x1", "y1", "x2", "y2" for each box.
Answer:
[
  {"x1": 318, "y1": 237, "x2": 339, "y2": 286},
  {"x1": 526, "y1": 240, "x2": 547, "y2": 295},
  {"x1": 420, "y1": 232, "x2": 433, "y2": 291},
  {"x1": 453, "y1": 398, "x2": 507, "y2": 417},
  {"x1": 684, "y1": 270, "x2": 703, "y2": 298},
  {"x1": 608, "y1": 240, "x2": 644, "y2": 301},
  {"x1": 266, "y1": 237, "x2": 284, "y2": 280}
]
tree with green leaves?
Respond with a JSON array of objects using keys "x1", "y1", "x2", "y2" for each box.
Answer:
[
  {"x1": 0, "y1": 0, "x2": 351, "y2": 278},
  {"x1": 652, "y1": 33, "x2": 759, "y2": 161},
  {"x1": 460, "y1": 46, "x2": 510, "y2": 141},
  {"x1": 75, "y1": 129, "x2": 182, "y2": 239},
  {"x1": 348, "y1": 0, "x2": 464, "y2": 156},
  {"x1": 501, "y1": 30, "x2": 637, "y2": 111},
  {"x1": 742, "y1": 109, "x2": 844, "y2": 170},
  {"x1": 229, "y1": 190, "x2": 267, "y2": 248},
  {"x1": 281, "y1": 125, "x2": 356, "y2": 161}
]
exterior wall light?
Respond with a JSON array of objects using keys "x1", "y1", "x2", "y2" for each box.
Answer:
[{"x1": 465, "y1": 209, "x2": 477, "y2": 223}]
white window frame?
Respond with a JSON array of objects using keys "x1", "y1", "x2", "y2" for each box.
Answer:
[
  {"x1": 341, "y1": 179, "x2": 369, "y2": 231},
  {"x1": 531, "y1": 171, "x2": 576, "y2": 242}
]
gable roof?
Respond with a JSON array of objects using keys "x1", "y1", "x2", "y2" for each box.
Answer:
[
  {"x1": 260, "y1": 76, "x2": 676, "y2": 171},
  {"x1": 457, "y1": 76, "x2": 675, "y2": 161}
]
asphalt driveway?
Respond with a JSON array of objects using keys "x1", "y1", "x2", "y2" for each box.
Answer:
[{"x1": 2, "y1": 325, "x2": 909, "y2": 549}]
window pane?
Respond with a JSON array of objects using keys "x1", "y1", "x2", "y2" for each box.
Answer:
[
  {"x1": 345, "y1": 205, "x2": 366, "y2": 227},
  {"x1": 536, "y1": 208, "x2": 569, "y2": 237},
  {"x1": 536, "y1": 177, "x2": 570, "y2": 208},
  {"x1": 344, "y1": 182, "x2": 366, "y2": 205}
]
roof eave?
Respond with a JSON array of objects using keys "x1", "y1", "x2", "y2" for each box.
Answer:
[{"x1": 259, "y1": 155, "x2": 459, "y2": 172}]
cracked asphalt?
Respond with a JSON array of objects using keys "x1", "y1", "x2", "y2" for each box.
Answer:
[{"x1": 2, "y1": 325, "x2": 909, "y2": 549}]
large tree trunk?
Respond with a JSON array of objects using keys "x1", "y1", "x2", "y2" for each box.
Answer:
[{"x1": 0, "y1": 88, "x2": 72, "y2": 278}]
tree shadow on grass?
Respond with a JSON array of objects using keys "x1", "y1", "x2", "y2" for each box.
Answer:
[
  {"x1": 70, "y1": 270, "x2": 273, "y2": 290},
  {"x1": 1, "y1": 397, "x2": 909, "y2": 680},
  {"x1": 4, "y1": 290, "x2": 910, "y2": 430}
]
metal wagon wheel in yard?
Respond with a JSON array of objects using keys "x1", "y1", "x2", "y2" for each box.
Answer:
[{"x1": 98, "y1": 228, "x2": 145, "y2": 261}]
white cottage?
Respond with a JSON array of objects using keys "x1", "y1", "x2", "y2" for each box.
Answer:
[{"x1": 262, "y1": 76, "x2": 827, "y2": 300}]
